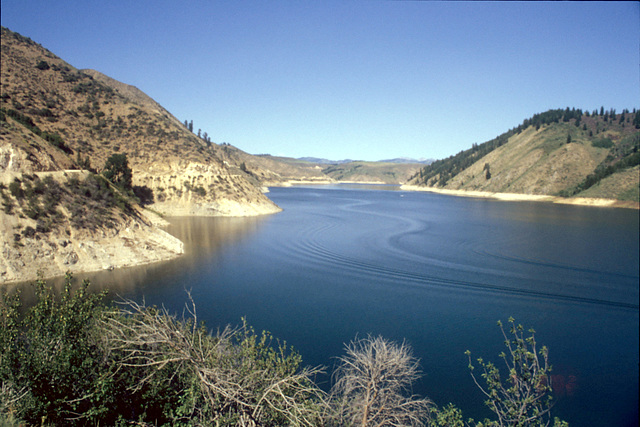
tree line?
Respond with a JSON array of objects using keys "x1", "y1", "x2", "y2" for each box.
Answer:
[
  {"x1": 183, "y1": 119, "x2": 213, "y2": 145},
  {"x1": 412, "y1": 107, "x2": 640, "y2": 187},
  {"x1": 1, "y1": 277, "x2": 569, "y2": 426}
]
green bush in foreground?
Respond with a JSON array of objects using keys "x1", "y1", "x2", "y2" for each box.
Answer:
[{"x1": 0, "y1": 276, "x2": 568, "y2": 426}]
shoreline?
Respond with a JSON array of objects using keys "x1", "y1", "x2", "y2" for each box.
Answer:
[
  {"x1": 400, "y1": 185, "x2": 640, "y2": 209},
  {"x1": 271, "y1": 179, "x2": 392, "y2": 187}
]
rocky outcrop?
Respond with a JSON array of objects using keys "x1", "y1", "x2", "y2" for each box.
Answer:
[
  {"x1": 133, "y1": 161, "x2": 281, "y2": 217},
  {"x1": 0, "y1": 200, "x2": 184, "y2": 285}
]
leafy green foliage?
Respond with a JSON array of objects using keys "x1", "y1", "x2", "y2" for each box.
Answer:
[
  {"x1": 1, "y1": 279, "x2": 569, "y2": 426},
  {"x1": 465, "y1": 318, "x2": 557, "y2": 427},
  {"x1": 102, "y1": 153, "x2": 133, "y2": 191},
  {"x1": 0, "y1": 274, "x2": 108, "y2": 425},
  {"x1": 1, "y1": 279, "x2": 326, "y2": 426},
  {"x1": 591, "y1": 137, "x2": 614, "y2": 149}
]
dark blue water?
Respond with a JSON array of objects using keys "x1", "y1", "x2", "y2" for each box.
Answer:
[{"x1": 71, "y1": 185, "x2": 639, "y2": 426}]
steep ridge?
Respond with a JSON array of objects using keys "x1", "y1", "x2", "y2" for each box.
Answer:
[
  {"x1": 0, "y1": 27, "x2": 280, "y2": 217},
  {"x1": 0, "y1": 27, "x2": 280, "y2": 283},
  {"x1": 407, "y1": 108, "x2": 639, "y2": 207}
]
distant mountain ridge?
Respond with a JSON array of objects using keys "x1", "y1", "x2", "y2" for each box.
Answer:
[
  {"x1": 297, "y1": 156, "x2": 433, "y2": 165},
  {"x1": 379, "y1": 157, "x2": 434, "y2": 164},
  {"x1": 296, "y1": 157, "x2": 354, "y2": 165}
]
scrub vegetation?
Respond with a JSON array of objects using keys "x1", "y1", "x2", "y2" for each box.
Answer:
[
  {"x1": 0, "y1": 153, "x2": 147, "y2": 237},
  {"x1": 1, "y1": 277, "x2": 568, "y2": 426}
]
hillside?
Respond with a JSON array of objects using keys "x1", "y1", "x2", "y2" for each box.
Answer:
[
  {"x1": 0, "y1": 27, "x2": 280, "y2": 283},
  {"x1": 212, "y1": 146, "x2": 332, "y2": 186},
  {"x1": 0, "y1": 27, "x2": 279, "y2": 217},
  {"x1": 407, "y1": 108, "x2": 639, "y2": 206},
  {"x1": 212, "y1": 147, "x2": 424, "y2": 186},
  {"x1": 322, "y1": 161, "x2": 423, "y2": 184}
]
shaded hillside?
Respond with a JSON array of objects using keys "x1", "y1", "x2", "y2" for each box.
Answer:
[
  {"x1": 0, "y1": 26, "x2": 279, "y2": 217},
  {"x1": 408, "y1": 108, "x2": 639, "y2": 202}
]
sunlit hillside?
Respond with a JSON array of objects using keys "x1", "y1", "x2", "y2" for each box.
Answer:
[{"x1": 408, "y1": 108, "x2": 639, "y2": 203}]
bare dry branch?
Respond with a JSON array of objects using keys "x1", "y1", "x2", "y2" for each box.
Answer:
[
  {"x1": 100, "y1": 297, "x2": 327, "y2": 426},
  {"x1": 329, "y1": 335, "x2": 432, "y2": 427}
]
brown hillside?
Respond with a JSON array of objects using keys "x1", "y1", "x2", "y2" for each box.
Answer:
[
  {"x1": 0, "y1": 26, "x2": 280, "y2": 217},
  {"x1": 0, "y1": 27, "x2": 282, "y2": 284}
]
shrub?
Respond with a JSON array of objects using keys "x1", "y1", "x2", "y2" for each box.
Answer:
[
  {"x1": 329, "y1": 335, "x2": 432, "y2": 426},
  {"x1": 0, "y1": 275, "x2": 109, "y2": 425},
  {"x1": 0, "y1": 187, "x2": 14, "y2": 214},
  {"x1": 132, "y1": 185, "x2": 154, "y2": 205},
  {"x1": 1, "y1": 279, "x2": 568, "y2": 426},
  {"x1": 465, "y1": 318, "x2": 561, "y2": 427},
  {"x1": 35, "y1": 60, "x2": 50, "y2": 70},
  {"x1": 102, "y1": 153, "x2": 132, "y2": 191},
  {"x1": 8, "y1": 180, "x2": 23, "y2": 199},
  {"x1": 592, "y1": 137, "x2": 614, "y2": 149},
  {"x1": 0, "y1": 280, "x2": 327, "y2": 426}
]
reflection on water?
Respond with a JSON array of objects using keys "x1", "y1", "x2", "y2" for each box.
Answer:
[{"x1": 9, "y1": 215, "x2": 270, "y2": 305}]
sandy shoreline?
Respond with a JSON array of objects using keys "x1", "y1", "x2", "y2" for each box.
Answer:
[{"x1": 400, "y1": 185, "x2": 639, "y2": 209}]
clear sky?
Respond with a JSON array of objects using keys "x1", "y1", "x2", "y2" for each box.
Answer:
[{"x1": 2, "y1": 1, "x2": 639, "y2": 161}]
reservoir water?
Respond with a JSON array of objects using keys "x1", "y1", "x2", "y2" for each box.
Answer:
[{"x1": 37, "y1": 185, "x2": 640, "y2": 426}]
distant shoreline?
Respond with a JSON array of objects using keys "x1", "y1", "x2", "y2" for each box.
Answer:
[{"x1": 399, "y1": 185, "x2": 640, "y2": 210}]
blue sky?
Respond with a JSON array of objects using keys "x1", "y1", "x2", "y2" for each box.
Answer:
[{"x1": 2, "y1": 1, "x2": 639, "y2": 161}]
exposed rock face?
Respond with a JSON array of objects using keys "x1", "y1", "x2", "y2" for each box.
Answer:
[
  {"x1": 133, "y1": 162, "x2": 282, "y2": 217},
  {"x1": 0, "y1": 171, "x2": 185, "y2": 284},
  {"x1": 0, "y1": 27, "x2": 280, "y2": 284},
  {"x1": 0, "y1": 207, "x2": 184, "y2": 284}
]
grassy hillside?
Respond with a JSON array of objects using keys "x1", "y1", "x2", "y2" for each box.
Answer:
[
  {"x1": 322, "y1": 161, "x2": 423, "y2": 184},
  {"x1": 211, "y1": 148, "x2": 423, "y2": 186},
  {"x1": 409, "y1": 108, "x2": 639, "y2": 202}
]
